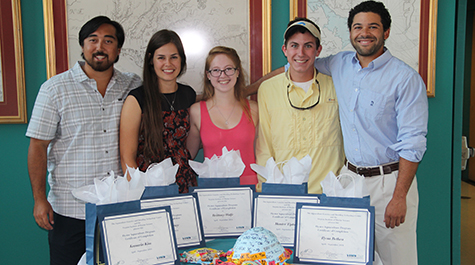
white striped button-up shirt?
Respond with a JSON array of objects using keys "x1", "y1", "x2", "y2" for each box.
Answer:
[{"x1": 26, "y1": 61, "x2": 142, "y2": 219}]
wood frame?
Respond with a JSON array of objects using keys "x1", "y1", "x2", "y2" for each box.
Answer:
[
  {"x1": 297, "y1": 0, "x2": 438, "y2": 97},
  {"x1": 290, "y1": 0, "x2": 306, "y2": 19},
  {"x1": 43, "y1": 0, "x2": 270, "y2": 85},
  {"x1": 0, "y1": 0, "x2": 27, "y2": 123},
  {"x1": 43, "y1": 0, "x2": 68, "y2": 79},
  {"x1": 261, "y1": 0, "x2": 272, "y2": 76},
  {"x1": 419, "y1": 0, "x2": 437, "y2": 97}
]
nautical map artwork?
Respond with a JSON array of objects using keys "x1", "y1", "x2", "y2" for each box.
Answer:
[
  {"x1": 307, "y1": 0, "x2": 420, "y2": 70},
  {"x1": 67, "y1": 0, "x2": 250, "y2": 94}
]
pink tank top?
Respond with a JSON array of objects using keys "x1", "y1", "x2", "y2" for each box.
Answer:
[{"x1": 200, "y1": 100, "x2": 257, "y2": 185}]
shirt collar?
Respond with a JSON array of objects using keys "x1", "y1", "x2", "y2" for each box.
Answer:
[
  {"x1": 284, "y1": 68, "x2": 319, "y2": 93},
  {"x1": 71, "y1": 61, "x2": 90, "y2": 82},
  {"x1": 72, "y1": 61, "x2": 123, "y2": 88},
  {"x1": 72, "y1": 61, "x2": 122, "y2": 81},
  {"x1": 351, "y1": 47, "x2": 392, "y2": 70}
]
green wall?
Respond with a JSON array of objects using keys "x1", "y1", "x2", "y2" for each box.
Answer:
[
  {"x1": 0, "y1": 0, "x2": 49, "y2": 263},
  {"x1": 0, "y1": 1, "x2": 462, "y2": 264},
  {"x1": 416, "y1": 0, "x2": 457, "y2": 263},
  {"x1": 271, "y1": 1, "x2": 289, "y2": 70}
]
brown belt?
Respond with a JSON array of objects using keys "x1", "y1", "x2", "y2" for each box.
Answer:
[{"x1": 346, "y1": 160, "x2": 399, "y2": 177}]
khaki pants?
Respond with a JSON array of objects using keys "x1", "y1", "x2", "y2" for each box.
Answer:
[{"x1": 340, "y1": 166, "x2": 419, "y2": 265}]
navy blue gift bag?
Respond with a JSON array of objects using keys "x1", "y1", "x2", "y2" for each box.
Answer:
[
  {"x1": 140, "y1": 183, "x2": 180, "y2": 199},
  {"x1": 197, "y1": 177, "x2": 240, "y2": 187},
  {"x1": 85, "y1": 200, "x2": 140, "y2": 265},
  {"x1": 261, "y1": 182, "x2": 308, "y2": 195}
]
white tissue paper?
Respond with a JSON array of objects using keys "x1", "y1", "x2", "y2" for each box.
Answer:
[
  {"x1": 126, "y1": 158, "x2": 178, "y2": 186},
  {"x1": 189, "y1": 147, "x2": 245, "y2": 178},
  {"x1": 250, "y1": 155, "x2": 311, "y2": 184},
  {"x1": 77, "y1": 252, "x2": 86, "y2": 265},
  {"x1": 320, "y1": 171, "x2": 370, "y2": 198},
  {"x1": 72, "y1": 171, "x2": 145, "y2": 205}
]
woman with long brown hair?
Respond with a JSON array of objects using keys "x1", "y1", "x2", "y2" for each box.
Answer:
[
  {"x1": 187, "y1": 46, "x2": 258, "y2": 185},
  {"x1": 120, "y1": 30, "x2": 197, "y2": 193}
]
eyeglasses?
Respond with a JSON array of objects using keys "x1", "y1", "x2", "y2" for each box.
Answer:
[
  {"x1": 287, "y1": 80, "x2": 321, "y2": 110},
  {"x1": 208, "y1": 67, "x2": 237, "y2": 77}
]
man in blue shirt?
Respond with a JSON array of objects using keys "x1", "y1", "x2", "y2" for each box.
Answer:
[
  {"x1": 315, "y1": 1, "x2": 428, "y2": 264},
  {"x1": 251, "y1": 1, "x2": 428, "y2": 264}
]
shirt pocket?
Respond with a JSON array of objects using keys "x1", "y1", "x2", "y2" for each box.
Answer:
[
  {"x1": 314, "y1": 101, "x2": 341, "y2": 146},
  {"x1": 357, "y1": 90, "x2": 387, "y2": 121}
]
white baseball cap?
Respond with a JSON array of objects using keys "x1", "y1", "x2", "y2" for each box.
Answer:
[{"x1": 283, "y1": 20, "x2": 321, "y2": 42}]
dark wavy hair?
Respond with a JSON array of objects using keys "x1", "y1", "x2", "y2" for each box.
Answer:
[
  {"x1": 202, "y1": 46, "x2": 251, "y2": 121},
  {"x1": 141, "y1": 29, "x2": 187, "y2": 159},
  {"x1": 347, "y1": 1, "x2": 391, "y2": 31},
  {"x1": 78, "y1": 16, "x2": 125, "y2": 63}
]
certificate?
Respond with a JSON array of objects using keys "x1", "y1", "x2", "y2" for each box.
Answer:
[
  {"x1": 100, "y1": 207, "x2": 179, "y2": 265},
  {"x1": 141, "y1": 194, "x2": 205, "y2": 248},
  {"x1": 294, "y1": 203, "x2": 375, "y2": 265},
  {"x1": 193, "y1": 186, "x2": 254, "y2": 238},
  {"x1": 253, "y1": 194, "x2": 321, "y2": 247}
]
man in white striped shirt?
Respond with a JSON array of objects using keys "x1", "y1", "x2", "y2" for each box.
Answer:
[{"x1": 26, "y1": 16, "x2": 141, "y2": 265}]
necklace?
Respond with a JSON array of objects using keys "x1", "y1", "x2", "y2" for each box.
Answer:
[
  {"x1": 163, "y1": 92, "x2": 177, "y2": 111},
  {"x1": 163, "y1": 84, "x2": 178, "y2": 111},
  {"x1": 215, "y1": 101, "x2": 237, "y2": 125}
]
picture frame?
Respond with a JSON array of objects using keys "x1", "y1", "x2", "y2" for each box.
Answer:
[
  {"x1": 0, "y1": 0, "x2": 27, "y2": 123},
  {"x1": 43, "y1": 0, "x2": 270, "y2": 90},
  {"x1": 420, "y1": 0, "x2": 437, "y2": 97},
  {"x1": 294, "y1": 0, "x2": 437, "y2": 97}
]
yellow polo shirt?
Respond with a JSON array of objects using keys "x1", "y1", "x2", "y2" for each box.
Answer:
[{"x1": 256, "y1": 71, "x2": 345, "y2": 193}]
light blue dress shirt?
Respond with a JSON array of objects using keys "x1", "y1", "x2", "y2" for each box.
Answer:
[{"x1": 310, "y1": 49, "x2": 428, "y2": 166}]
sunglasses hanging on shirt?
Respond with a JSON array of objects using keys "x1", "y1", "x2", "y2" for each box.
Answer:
[{"x1": 286, "y1": 79, "x2": 321, "y2": 110}]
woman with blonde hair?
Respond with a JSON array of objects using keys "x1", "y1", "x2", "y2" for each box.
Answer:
[{"x1": 187, "y1": 46, "x2": 258, "y2": 185}]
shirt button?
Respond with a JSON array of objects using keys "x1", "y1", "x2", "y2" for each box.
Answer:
[
  {"x1": 355, "y1": 149, "x2": 358, "y2": 151},
  {"x1": 102, "y1": 108, "x2": 105, "y2": 111},
  {"x1": 103, "y1": 130, "x2": 107, "y2": 132},
  {"x1": 355, "y1": 88, "x2": 358, "y2": 92},
  {"x1": 105, "y1": 151, "x2": 109, "y2": 154},
  {"x1": 303, "y1": 137, "x2": 306, "y2": 141},
  {"x1": 303, "y1": 118, "x2": 306, "y2": 121}
]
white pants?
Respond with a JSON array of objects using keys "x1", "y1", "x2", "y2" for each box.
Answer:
[{"x1": 341, "y1": 166, "x2": 419, "y2": 265}]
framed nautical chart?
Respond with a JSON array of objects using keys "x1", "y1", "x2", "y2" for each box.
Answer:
[
  {"x1": 0, "y1": 0, "x2": 27, "y2": 123},
  {"x1": 291, "y1": 0, "x2": 437, "y2": 97},
  {"x1": 43, "y1": 0, "x2": 269, "y2": 95}
]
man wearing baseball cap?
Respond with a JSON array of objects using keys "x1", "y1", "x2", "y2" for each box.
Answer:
[{"x1": 255, "y1": 18, "x2": 345, "y2": 193}]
